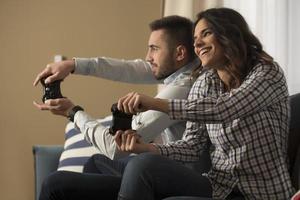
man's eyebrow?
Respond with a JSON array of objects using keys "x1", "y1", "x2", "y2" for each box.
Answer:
[{"x1": 148, "y1": 44, "x2": 160, "y2": 48}]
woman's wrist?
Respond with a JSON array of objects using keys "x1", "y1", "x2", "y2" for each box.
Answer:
[
  {"x1": 152, "y1": 98, "x2": 169, "y2": 113},
  {"x1": 146, "y1": 143, "x2": 159, "y2": 154}
]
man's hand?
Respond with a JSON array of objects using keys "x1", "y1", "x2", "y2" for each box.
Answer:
[
  {"x1": 114, "y1": 130, "x2": 158, "y2": 154},
  {"x1": 33, "y1": 60, "x2": 75, "y2": 86},
  {"x1": 117, "y1": 92, "x2": 169, "y2": 114},
  {"x1": 33, "y1": 98, "x2": 75, "y2": 117}
]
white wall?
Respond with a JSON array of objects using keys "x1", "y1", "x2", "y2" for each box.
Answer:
[{"x1": 288, "y1": 0, "x2": 300, "y2": 94}]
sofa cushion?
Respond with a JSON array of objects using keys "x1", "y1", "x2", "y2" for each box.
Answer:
[
  {"x1": 57, "y1": 122, "x2": 99, "y2": 172},
  {"x1": 292, "y1": 146, "x2": 300, "y2": 190},
  {"x1": 33, "y1": 145, "x2": 64, "y2": 200},
  {"x1": 288, "y1": 93, "x2": 300, "y2": 189}
]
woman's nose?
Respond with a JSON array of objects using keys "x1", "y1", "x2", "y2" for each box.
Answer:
[
  {"x1": 194, "y1": 37, "x2": 204, "y2": 48},
  {"x1": 194, "y1": 39, "x2": 204, "y2": 55}
]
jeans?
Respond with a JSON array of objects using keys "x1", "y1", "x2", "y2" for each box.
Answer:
[
  {"x1": 118, "y1": 153, "x2": 212, "y2": 200},
  {"x1": 39, "y1": 154, "x2": 132, "y2": 200},
  {"x1": 83, "y1": 153, "x2": 133, "y2": 175},
  {"x1": 118, "y1": 153, "x2": 244, "y2": 200}
]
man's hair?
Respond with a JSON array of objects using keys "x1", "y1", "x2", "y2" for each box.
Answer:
[
  {"x1": 149, "y1": 15, "x2": 196, "y2": 61},
  {"x1": 195, "y1": 8, "x2": 273, "y2": 89}
]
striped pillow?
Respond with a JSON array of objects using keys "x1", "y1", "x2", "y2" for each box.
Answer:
[{"x1": 57, "y1": 122, "x2": 99, "y2": 172}]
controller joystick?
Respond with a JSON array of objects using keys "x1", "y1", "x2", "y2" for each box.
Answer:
[
  {"x1": 40, "y1": 78, "x2": 64, "y2": 102},
  {"x1": 109, "y1": 103, "x2": 133, "y2": 135}
]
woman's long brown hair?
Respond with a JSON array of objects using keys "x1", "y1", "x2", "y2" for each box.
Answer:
[{"x1": 192, "y1": 8, "x2": 273, "y2": 89}]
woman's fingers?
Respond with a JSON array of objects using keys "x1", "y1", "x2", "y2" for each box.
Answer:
[
  {"x1": 118, "y1": 92, "x2": 138, "y2": 114},
  {"x1": 114, "y1": 130, "x2": 139, "y2": 152},
  {"x1": 114, "y1": 131, "x2": 123, "y2": 150},
  {"x1": 117, "y1": 92, "x2": 147, "y2": 114}
]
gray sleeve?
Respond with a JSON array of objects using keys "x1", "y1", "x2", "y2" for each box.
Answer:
[
  {"x1": 133, "y1": 84, "x2": 191, "y2": 142},
  {"x1": 73, "y1": 57, "x2": 162, "y2": 84},
  {"x1": 73, "y1": 111, "x2": 118, "y2": 160}
]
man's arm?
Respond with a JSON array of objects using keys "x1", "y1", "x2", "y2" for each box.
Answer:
[
  {"x1": 72, "y1": 111, "x2": 120, "y2": 159},
  {"x1": 73, "y1": 57, "x2": 160, "y2": 84},
  {"x1": 34, "y1": 57, "x2": 161, "y2": 86}
]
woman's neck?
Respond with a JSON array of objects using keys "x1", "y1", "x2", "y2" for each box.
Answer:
[{"x1": 217, "y1": 69, "x2": 231, "y2": 91}]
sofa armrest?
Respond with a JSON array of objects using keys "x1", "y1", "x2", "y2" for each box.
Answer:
[{"x1": 32, "y1": 145, "x2": 64, "y2": 200}]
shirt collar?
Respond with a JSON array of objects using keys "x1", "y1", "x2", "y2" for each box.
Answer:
[{"x1": 163, "y1": 58, "x2": 200, "y2": 85}]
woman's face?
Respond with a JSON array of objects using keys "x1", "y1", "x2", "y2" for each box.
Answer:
[{"x1": 194, "y1": 19, "x2": 227, "y2": 69}]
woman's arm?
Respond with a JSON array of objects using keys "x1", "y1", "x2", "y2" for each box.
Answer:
[
  {"x1": 117, "y1": 92, "x2": 169, "y2": 114},
  {"x1": 169, "y1": 62, "x2": 289, "y2": 124},
  {"x1": 114, "y1": 123, "x2": 209, "y2": 163}
]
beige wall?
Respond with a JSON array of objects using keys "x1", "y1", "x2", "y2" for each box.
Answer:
[{"x1": 0, "y1": 0, "x2": 161, "y2": 199}]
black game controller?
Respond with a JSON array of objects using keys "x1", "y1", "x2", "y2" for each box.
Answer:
[
  {"x1": 40, "y1": 78, "x2": 64, "y2": 102},
  {"x1": 109, "y1": 103, "x2": 133, "y2": 135}
]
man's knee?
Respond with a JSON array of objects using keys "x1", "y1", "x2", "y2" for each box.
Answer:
[
  {"x1": 39, "y1": 171, "x2": 66, "y2": 199},
  {"x1": 83, "y1": 154, "x2": 99, "y2": 173}
]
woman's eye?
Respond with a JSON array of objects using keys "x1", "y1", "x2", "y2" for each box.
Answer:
[{"x1": 203, "y1": 31, "x2": 211, "y2": 37}]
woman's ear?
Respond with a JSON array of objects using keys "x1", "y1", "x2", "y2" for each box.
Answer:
[{"x1": 175, "y1": 45, "x2": 187, "y2": 62}]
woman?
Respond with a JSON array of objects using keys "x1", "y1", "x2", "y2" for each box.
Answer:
[{"x1": 115, "y1": 8, "x2": 295, "y2": 199}]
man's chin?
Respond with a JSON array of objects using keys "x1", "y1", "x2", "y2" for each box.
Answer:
[
  {"x1": 155, "y1": 73, "x2": 170, "y2": 80},
  {"x1": 153, "y1": 73, "x2": 162, "y2": 80}
]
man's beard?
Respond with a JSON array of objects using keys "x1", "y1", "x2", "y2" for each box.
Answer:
[{"x1": 154, "y1": 58, "x2": 176, "y2": 80}]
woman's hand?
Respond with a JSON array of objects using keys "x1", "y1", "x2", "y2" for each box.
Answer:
[
  {"x1": 33, "y1": 98, "x2": 75, "y2": 117},
  {"x1": 114, "y1": 130, "x2": 159, "y2": 154},
  {"x1": 117, "y1": 92, "x2": 169, "y2": 115}
]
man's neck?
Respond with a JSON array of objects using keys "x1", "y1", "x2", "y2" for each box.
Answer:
[{"x1": 176, "y1": 58, "x2": 190, "y2": 71}]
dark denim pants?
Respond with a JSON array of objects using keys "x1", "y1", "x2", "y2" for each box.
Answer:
[
  {"x1": 39, "y1": 154, "x2": 132, "y2": 200},
  {"x1": 118, "y1": 153, "x2": 244, "y2": 200}
]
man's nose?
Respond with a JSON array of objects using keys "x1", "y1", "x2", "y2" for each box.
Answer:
[{"x1": 145, "y1": 51, "x2": 153, "y2": 62}]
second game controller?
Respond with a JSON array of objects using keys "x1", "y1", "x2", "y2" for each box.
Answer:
[
  {"x1": 41, "y1": 78, "x2": 64, "y2": 102},
  {"x1": 109, "y1": 103, "x2": 133, "y2": 135}
]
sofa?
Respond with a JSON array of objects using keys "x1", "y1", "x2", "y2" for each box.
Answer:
[{"x1": 33, "y1": 93, "x2": 300, "y2": 200}]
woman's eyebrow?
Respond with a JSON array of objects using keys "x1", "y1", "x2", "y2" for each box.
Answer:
[
  {"x1": 194, "y1": 27, "x2": 210, "y2": 39},
  {"x1": 201, "y1": 28, "x2": 210, "y2": 34}
]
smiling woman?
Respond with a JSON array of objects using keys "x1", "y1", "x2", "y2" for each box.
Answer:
[
  {"x1": 193, "y1": 19, "x2": 226, "y2": 72},
  {"x1": 115, "y1": 7, "x2": 294, "y2": 200},
  {"x1": 194, "y1": 8, "x2": 273, "y2": 90}
]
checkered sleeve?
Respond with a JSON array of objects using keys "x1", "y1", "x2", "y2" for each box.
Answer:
[
  {"x1": 153, "y1": 122, "x2": 209, "y2": 162},
  {"x1": 153, "y1": 73, "x2": 210, "y2": 162},
  {"x1": 168, "y1": 62, "x2": 288, "y2": 123}
]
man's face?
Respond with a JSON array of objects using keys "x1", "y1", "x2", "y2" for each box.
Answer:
[
  {"x1": 145, "y1": 30, "x2": 176, "y2": 80},
  {"x1": 193, "y1": 19, "x2": 226, "y2": 69}
]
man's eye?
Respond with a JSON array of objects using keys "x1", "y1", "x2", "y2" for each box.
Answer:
[{"x1": 151, "y1": 47, "x2": 158, "y2": 52}]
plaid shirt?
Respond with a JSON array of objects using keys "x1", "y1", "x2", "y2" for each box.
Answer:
[{"x1": 155, "y1": 61, "x2": 295, "y2": 199}]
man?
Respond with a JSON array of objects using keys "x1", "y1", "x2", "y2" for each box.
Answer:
[
  {"x1": 36, "y1": 15, "x2": 201, "y2": 200},
  {"x1": 34, "y1": 15, "x2": 198, "y2": 162}
]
